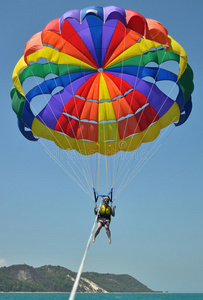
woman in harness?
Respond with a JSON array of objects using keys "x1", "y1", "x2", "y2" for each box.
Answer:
[{"x1": 92, "y1": 197, "x2": 116, "y2": 244}]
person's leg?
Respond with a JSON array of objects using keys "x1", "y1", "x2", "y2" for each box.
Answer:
[
  {"x1": 104, "y1": 222, "x2": 111, "y2": 244},
  {"x1": 92, "y1": 222, "x2": 103, "y2": 242}
]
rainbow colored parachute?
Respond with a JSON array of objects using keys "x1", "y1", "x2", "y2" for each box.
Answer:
[{"x1": 11, "y1": 6, "x2": 194, "y2": 156}]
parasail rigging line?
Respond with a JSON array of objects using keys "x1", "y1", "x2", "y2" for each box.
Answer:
[
  {"x1": 114, "y1": 117, "x2": 177, "y2": 200},
  {"x1": 109, "y1": 33, "x2": 146, "y2": 194},
  {"x1": 113, "y1": 76, "x2": 178, "y2": 199},
  {"x1": 42, "y1": 42, "x2": 95, "y2": 189},
  {"x1": 114, "y1": 100, "x2": 177, "y2": 200},
  {"x1": 29, "y1": 71, "x2": 94, "y2": 199},
  {"x1": 109, "y1": 31, "x2": 148, "y2": 191},
  {"x1": 104, "y1": 26, "x2": 126, "y2": 195},
  {"x1": 28, "y1": 53, "x2": 95, "y2": 198},
  {"x1": 114, "y1": 41, "x2": 168, "y2": 185},
  {"x1": 112, "y1": 43, "x2": 180, "y2": 196},
  {"x1": 38, "y1": 138, "x2": 94, "y2": 199},
  {"x1": 27, "y1": 70, "x2": 94, "y2": 198}
]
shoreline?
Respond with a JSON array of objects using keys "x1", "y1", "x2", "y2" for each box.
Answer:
[
  {"x1": 1, "y1": 292, "x2": 203, "y2": 294},
  {"x1": 0, "y1": 292, "x2": 167, "y2": 294}
]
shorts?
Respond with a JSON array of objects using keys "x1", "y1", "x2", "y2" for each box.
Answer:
[{"x1": 98, "y1": 217, "x2": 110, "y2": 227}]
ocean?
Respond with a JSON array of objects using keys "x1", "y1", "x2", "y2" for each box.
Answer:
[{"x1": 0, "y1": 294, "x2": 202, "y2": 300}]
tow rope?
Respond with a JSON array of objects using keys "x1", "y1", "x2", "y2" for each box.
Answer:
[{"x1": 68, "y1": 198, "x2": 102, "y2": 300}]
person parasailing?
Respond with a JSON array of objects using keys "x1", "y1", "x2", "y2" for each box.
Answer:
[{"x1": 92, "y1": 196, "x2": 116, "y2": 244}]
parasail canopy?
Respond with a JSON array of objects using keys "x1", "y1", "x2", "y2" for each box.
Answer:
[
  {"x1": 11, "y1": 6, "x2": 194, "y2": 157},
  {"x1": 10, "y1": 6, "x2": 194, "y2": 198}
]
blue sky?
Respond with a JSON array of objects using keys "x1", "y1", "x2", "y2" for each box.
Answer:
[{"x1": 0, "y1": 0, "x2": 203, "y2": 294}]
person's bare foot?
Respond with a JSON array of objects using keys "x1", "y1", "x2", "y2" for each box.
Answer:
[
  {"x1": 92, "y1": 238, "x2": 95, "y2": 243},
  {"x1": 109, "y1": 240, "x2": 111, "y2": 244}
]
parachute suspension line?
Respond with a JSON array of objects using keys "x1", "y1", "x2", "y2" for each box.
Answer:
[
  {"x1": 113, "y1": 44, "x2": 169, "y2": 185},
  {"x1": 115, "y1": 119, "x2": 177, "y2": 199},
  {"x1": 48, "y1": 35, "x2": 92, "y2": 185},
  {"x1": 42, "y1": 45, "x2": 94, "y2": 197},
  {"x1": 68, "y1": 198, "x2": 102, "y2": 300},
  {"x1": 105, "y1": 151, "x2": 109, "y2": 194},
  {"x1": 106, "y1": 92, "x2": 112, "y2": 194},
  {"x1": 29, "y1": 70, "x2": 93, "y2": 199},
  {"x1": 116, "y1": 36, "x2": 147, "y2": 180},
  {"x1": 113, "y1": 43, "x2": 182, "y2": 198},
  {"x1": 116, "y1": 107, "x2": 178, "y2": 197},
  {"x1": 77, "y1": 26, "x2": 103, "y2": 192},
  {"x1": 111, "y1": 25, "x2": 128, "y2": 191},
  {"x1": 124, "y1": 43, "x2": 168, "y2": 154},
  {"x1": 110, "y1": 154, "x2": 114, "y2": 195},
  {"x1": 29, "y1": 71, "x2": 91, "y2": 191},
  {"x1": 120, "y1": 33, "x2": 145, "y2": 144},
  {"x1": 59, "y1": 18, "x2": 100, "y2": 197},
  {"x1": 99, "y1": 21, "x2": 115, "y2": 195},
  {"x1": 90, "y1": 153, "x2": 95, "y2": 191},
  {"x1": 115, "y1": 120, "x2": 176, "y2": 200},
  {"x1": 112, "y1": 33, "x2": 146, "y2": 190},
  {"x1": 97, "y1": 152, "x2": 101, "y2": 195},
  {"x1": 38, "y1": 138, "x2": 93, "y2": 199},
  {"x1": 27, "y1": 52, "x2": 94, "y2": 198},
  {"x1": 102, "y1": 22, "x2": 112, "y2": 193},
  {"x1": 92, "y1": 152, "x2": 99, "y2": 196},
  {"x1": 115, "y1": 107, "x2": 176, "y2": 199}
]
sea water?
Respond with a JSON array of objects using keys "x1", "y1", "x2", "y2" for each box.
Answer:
[{"x1": 0, "y1": 294, "x2": 203, "y2": 300}]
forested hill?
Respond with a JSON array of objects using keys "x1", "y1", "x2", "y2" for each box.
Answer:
[{"x1": 0, "y1": 264, "x2": 155, "y2": 293}]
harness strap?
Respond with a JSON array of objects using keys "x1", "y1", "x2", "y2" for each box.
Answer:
[{"x1": 93, "y1": 187, "x2": 113, "y2": 203}]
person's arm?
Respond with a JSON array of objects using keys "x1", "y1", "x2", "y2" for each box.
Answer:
[
  {"x1": 111, "y1": 206, "x2": 116, "y2": 217},
  {"x1": 94, "y1": 205, "x2": 98, "y2": 215}
]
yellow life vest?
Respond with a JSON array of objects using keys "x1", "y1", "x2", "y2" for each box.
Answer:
[{"x1": 99, "y1": 205, "x2": 111, "y2": 218}]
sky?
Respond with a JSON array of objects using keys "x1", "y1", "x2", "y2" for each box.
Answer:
[{"x1": 0, "y1": 0, "x2": 203, "y2": 294}]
